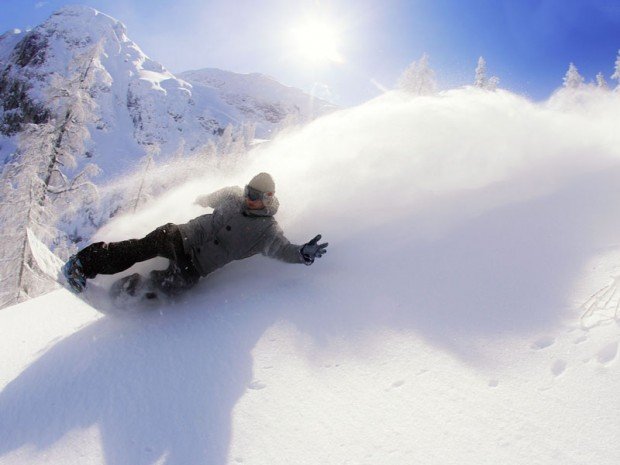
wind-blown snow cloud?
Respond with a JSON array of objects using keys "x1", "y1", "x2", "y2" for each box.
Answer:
[
  {"x1": 101, "y1": 85, "x2": 620, "y2": 256},
  {"x1": 98, "y1": 86, "x2": 620, "y2": 345},
  {"x1": 246, "y1": 87, "x2": 620, "y2": 237}
]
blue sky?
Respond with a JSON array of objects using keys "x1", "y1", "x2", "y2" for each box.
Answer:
[{"x1": 2, "y1": 0, "x2": 620, "y2": 105}]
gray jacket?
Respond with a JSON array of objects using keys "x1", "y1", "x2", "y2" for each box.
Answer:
[{"x1": 178, "y1": 187, "x2": 305, "y2": 276}]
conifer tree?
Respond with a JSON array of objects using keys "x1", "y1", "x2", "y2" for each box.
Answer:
[
  {"x1": 0, "y1": 123, "x2": 60, "y2": 307},
  {"x1": 0, "y1": 43, "x2": 101, "y2": 308},
  {"x1": 596, "y1": 72, "x2": 608, "y2": 89},
  {"x1": 474, "y1": 57, "x2": 500, "y2": 90},
  {"x1": 201, "y1": 139, "x2": 218, "y2": 159},
  {"x1": 611, "y1": 50, "x2": 620, "y2": 88},
  {"x1": 474, "y1": 57, "x2": 488, "y2": 88},
  {"x1": 132, "y1": 147, "x2": 157, "y2": 212},
  {"x1": 487, "y1": 76, "x2": 500, "y2": 91},
  {"x1": 563, "y1": 63, "x2": 585, "y2": 89},
  {"x1": 217, "y1": 124, "x2": 234, "y2": 154},
  {"x1": 398, "y1": 54, "x2": 437, "y2": 95},
  {"x1": 243, "y1": 122, "x2": 257, "y2": 147}
]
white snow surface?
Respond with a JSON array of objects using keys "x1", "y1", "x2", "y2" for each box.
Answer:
[{"x1": 2, "y1": 87, "x2": 620, "y2": 465}]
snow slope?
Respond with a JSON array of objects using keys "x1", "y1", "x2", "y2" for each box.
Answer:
[{"x1": 2, "y1": 87, "x2": 620, "y2": 465}]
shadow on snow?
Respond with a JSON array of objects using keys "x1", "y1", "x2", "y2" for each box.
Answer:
[{"x1": 3, "y1": 165, "x2": 620, "y2": 464}]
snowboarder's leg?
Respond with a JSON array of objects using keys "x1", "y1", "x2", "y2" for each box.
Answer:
[
  {"x1": 75, "y1": 223, "x2": 178, "y2": 278},
  {"x1": 109, "y1": 227, "x2": 200, "y2": 300},
  {"x1": 148, "y1": 262, "x2": 200, "y2": 297},
  {"x1": 144, "y1": 227, "x2": 200, "y2": 297},
  {"x1": 65, "y1": 223, "x2": 198, "y2": 293}
]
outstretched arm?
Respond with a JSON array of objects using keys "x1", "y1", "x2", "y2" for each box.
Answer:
[
  {"x1": 263, "y1": 226, "x2": 305, "y2": 264},
  {"x1": 195, "y1": 186, "x2": 243, "y2": 208},
  {"x1": 263, "y1": 228, "x2": 328, "y2": 265}
]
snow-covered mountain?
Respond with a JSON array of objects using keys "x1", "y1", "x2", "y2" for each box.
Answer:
[
  {"x1": 0, "y1": 5, "x2": 336, "y2": 177},
  {"x1": 1, "y1": 85, "x2": 620, "y2": 465},
  {"x1": 179, "y1": 68, "x2": 336, "y2": 135}
]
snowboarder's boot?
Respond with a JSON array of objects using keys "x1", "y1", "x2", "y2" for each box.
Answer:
[
  {"x1": 110, "y1": 273, "x2": 159, "y2": 302},
  {"x1": 110, "y1": 273, "x2": 144, "y2": 297},
  {"x1": 62, "y1": 255, "x2": 87, "y2": 293}
]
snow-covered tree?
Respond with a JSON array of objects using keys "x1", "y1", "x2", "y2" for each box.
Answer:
[
  {"x1": 229, "y1": 132, "x2": 246, "y2": 156},
  {"x1": 563, "y1": 63, "x2": 585, "y2": 89},
  {"x1": 0, "y1": 124, "x2": 61, "y2": 307},
  {"x1": 132, "y1": 147, "x2": 157, "y2": 213},
  {"x1": 474, "y1": 57, "x2": 488, "y2": 88},
  {"x1": 611, "y1": 50, "x2": 620, "y2": 88},
  {"x1": 200, "y1": 139, "x2": 218, "y2": 159},
  {"x1": 243, "y1": 122, "x2": 257, "y2": 146},
  {"x1": 0, "y1": 43, "x2": 101, "y2": 308},
  {"x1": 487, "y1": 76, "x2": 500, "y2": 91},
  {"x1": 398, "y1": 54, "x2": 437, "y2": 96},
  {"x1": 217, "y1": 124, "x2": 234, "y2": 154},
  {"x1": 46, "y1": 43, "x2": 101, "y2": 183},
  {"x1": 474, "y1": 56, "x2": 500, "y2": 91},
  {"x1": 596, "y1": 72, "x2": 608, "y2": 89}
]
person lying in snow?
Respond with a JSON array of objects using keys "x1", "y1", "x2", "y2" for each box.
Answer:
[{"x1": 62, "y1": 172, "x2": 328, "y2": 297}]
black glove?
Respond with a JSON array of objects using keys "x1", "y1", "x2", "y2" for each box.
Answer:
[{"x1": 301, "y1": 234, "x2": 328, "y2": 265}]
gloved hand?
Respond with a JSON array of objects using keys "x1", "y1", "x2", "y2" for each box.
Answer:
[{"x1": 301, "y1": 234, "x2": 328, "y2": 265}]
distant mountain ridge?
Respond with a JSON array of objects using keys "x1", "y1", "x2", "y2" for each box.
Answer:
[
  {"x1": 178, "y1": 68, "x2": 336, "y2": 132},
  {"x1": 0, "y1": 5, "x2": 337, "y2": 177}
]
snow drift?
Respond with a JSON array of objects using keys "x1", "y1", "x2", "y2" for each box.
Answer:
[{"x1": 1, "y1": 86, "x2": 620, "y2": 465}]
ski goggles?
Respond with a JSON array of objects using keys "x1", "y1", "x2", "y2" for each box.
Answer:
[{"x1": 244, "y1": 185, "x2": 273, "y2": 202}]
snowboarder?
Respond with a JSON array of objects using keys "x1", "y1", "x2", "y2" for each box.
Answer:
[{"x1": 62, "y1": 172, "x2": 328, "y2": 298}]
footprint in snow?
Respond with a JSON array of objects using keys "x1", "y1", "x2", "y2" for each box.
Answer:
[
  {"x1": 597, "y1": 342, "x2": 618, "y2": 365},
  {"x1": 551, "y1": 359, "x2": 567, "y2": 377},
  {"x1": 573, "y1": 335, "x2": 588, "y2": 345},
  {"x1": 488, "y1": 379, "x2": 499, "y2": 388},
  {"x1": 391, "y1": 380, "x2": 405, "y2": 389},
  {"x1": 531, "y1": 336, "x2": 555, "y2": 350},
  {"x1": 248, "y1": 380, "x2": 267, "y2": 390}
]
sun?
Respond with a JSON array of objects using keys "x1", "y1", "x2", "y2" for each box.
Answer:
[{"x1": 289, "y1": 17, "x2": 344, "y2": 65}]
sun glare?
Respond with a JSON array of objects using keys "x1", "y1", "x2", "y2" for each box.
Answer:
[{"x1": 289, "y1": 17, "x2": 344, "y2": 65}]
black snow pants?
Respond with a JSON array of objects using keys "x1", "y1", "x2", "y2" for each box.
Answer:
[{"x1": 77, "y1": 223, "x2": 200, "y2": 295}]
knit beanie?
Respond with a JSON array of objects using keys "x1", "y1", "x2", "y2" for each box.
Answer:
[{"x1": 248, "y1": 172, "x2": 275, "y2": 193}]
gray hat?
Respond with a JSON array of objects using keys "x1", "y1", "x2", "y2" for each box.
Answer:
[{"x1": 248, "y1": 172, "x2": 275, "y2": 193}]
